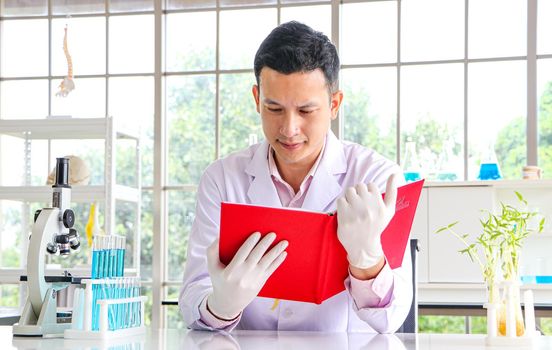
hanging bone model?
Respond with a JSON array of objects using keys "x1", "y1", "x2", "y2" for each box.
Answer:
[{"x1": 56, "y1": 24, "x2": 75, "y2": 97}]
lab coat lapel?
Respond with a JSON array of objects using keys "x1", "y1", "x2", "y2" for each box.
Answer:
[
  {"x1": 244, "y1": 141, "x2": 282, "y2": 207},
  {"x1": 301, "y1": 131, "x2": 347, "y2": 212}
]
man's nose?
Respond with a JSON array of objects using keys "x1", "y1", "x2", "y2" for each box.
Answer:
[{"x1": 279, "y1": 112, "x2": 300, "y2": 138}]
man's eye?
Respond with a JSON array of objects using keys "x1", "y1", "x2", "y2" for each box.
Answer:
[
  {"x1": 267, "y1": 107, "x2": 282, "y2": 112},
  {"x1": 300, "y1": 110, "x2": 314, "y2": 114}
]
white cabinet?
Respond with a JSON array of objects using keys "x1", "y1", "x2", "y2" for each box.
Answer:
[
  {"x1": 0, "y1": 117, "x2": 141, "y2": 279},
  {"x1": 427, "y1": 186, "x2": 495, "y2": 283},
  {"x1": 412, "y1": 180, "x2": 552, "y2": 304},
  {"x1": 410, "y1": 188, "x2": 428, "y2": 283}
]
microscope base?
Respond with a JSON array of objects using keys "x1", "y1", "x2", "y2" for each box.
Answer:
[{"x1": 12, "y1": 287, "x2": 71, "y2": 337}]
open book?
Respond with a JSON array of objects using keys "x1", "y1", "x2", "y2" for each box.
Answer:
[{"x1": 219, "y1": 180, "x2": 424, "y2": 304}]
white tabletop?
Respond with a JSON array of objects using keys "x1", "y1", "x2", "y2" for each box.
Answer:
[{"x1": 4, "y1": 327, "x2": 552, "y2": 349}]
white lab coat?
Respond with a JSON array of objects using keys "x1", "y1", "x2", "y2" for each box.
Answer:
[{"x1": 179, "y1": 131, "x2": 412, "y2": 332}]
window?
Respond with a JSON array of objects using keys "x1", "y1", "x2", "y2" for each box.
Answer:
[{"x1": 1, "y1": 0, "x2": 548, "y2": 329}]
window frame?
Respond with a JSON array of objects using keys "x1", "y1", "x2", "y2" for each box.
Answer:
[{"x1": 0, "y1": 0, "x2": 548, "y2": 329}]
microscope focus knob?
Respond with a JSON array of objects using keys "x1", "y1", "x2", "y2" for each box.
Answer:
[
  {"x1": 63, "y1": 209, "x2": 75, "y2": 228},
  {"x1": 69, "y1": 228, "x2": 80, "y2": 250},
  {"x1": 46, "y1": 242, "x2": 58, "y2": 255}
]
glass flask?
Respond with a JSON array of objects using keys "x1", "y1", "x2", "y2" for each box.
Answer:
[
  {"x1": 436, "y1": 138, "x2": 459, "y2": 181},
  {"x1": 402, "y1": 140, "x2": 422, "y2": 182},
  {"x1": 478, "y1": 143, "x2": 502, "y2": 180}
]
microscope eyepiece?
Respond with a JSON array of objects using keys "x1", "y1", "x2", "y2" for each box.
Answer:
[{"x1": 53, "y1": 157, "x2": 70, "y2": 188}]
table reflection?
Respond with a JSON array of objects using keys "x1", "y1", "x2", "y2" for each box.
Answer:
[
  {"x1": 181, "y1": 330, "x2": 411, "y2": 350},
  {"x1": 12, "y1": 333, "x2": 146, "y2": 350}
]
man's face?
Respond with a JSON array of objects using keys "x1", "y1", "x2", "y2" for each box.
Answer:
[{"x1": 252, "y1": 67, "x2": 343, "y2": 172}]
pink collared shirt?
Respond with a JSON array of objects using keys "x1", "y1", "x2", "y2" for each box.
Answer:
[{"x1": 199, "y1": 145, "x2": 394, "y2": 329}]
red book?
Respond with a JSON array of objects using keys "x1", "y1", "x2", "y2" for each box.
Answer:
[{"x1": 219, "y1": 180, "x2": 424, "y2": 304}]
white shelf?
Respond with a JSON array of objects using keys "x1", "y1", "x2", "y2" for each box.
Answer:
[
  {"x1": 419, "y1": 283, "x2": 552, "y2": 304},
  {"x1": 0, "y1": 118, "x2": 139, "y2": 140},
  {"x1": 0, "y1": 116, "x2": 142, "y2": 277},
  {"x1": 0, "y1": 185, "x2": 139, "y2": 203},
  {"x1": 424, "y1": 179, "x2": 552, "y2": 189}
]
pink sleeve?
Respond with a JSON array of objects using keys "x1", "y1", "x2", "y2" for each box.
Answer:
[
  {"x1": 198, "y1": 296, "x2": 241, "y2": 330},
  {"x1": 345, "y1": 261, "x2": 394, "y2": 309}
]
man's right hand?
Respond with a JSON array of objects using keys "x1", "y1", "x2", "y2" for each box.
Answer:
[{"x1": 206, "y1": 232, "x2": 288, "y2": 320}]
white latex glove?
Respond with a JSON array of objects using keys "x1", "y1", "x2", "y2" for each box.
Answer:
[
  {"x1": 337, "y1": 174, "x2": 398, "y2": 269},
  {"x1": 206, "y1": 232, "x2": 288, "y2": 320}
]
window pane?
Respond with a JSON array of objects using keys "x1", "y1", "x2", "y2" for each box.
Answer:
[
  {"x1": 30, "y1": 140, "x2": 48, "y2": 186},
  {"x1": 108, "y1": 77, "x2": 153, "y2": 137},
  {"x1": 109, "y1": 15, "x2": 154, "y2": 74},
  {"x1": 341, "y1": 2, "x2": 396, "y2": 65},
  {"x1": 1, "y1": 19, "x2": 48, "y2": 77},
  {"x1": 280, "y1": 5, "x2": 331, "y2": 39},
  {"x1": 166, "y1": 0, "x2": 215, "y2": 9},
  {"x1": 538, "y1": 0, "x2": 552, "y2": 55},
  {"x1": 401, "y1": 0, "x2": 464, "y2": 61},
  {"x1": 167, "y1": 75, "x2": 216, "y2": 186},
  {"x1": 469, "y1": 0, "x2": 526, "y2": 59},
  {"x1": 0, "y1": 285, "x2": 20, "y2": 307},
  {"x1": 52, "y1": 17, "x2": 106, "y2": 76},
  {"x1": 141, "y1": 286, "x2": 152, "y2": 326},
  {"x1": 116, "y1": 137, "x2": 139, "y2": 187},
  {"x1": 220, "y1": 0, "x2": 275, "y2": 7},
  {"x1": 1, "y1": 136, "x2": 24, "y2": 186},
  {"x1": 538, "y1": 59, "x2": 552, "y2": 179},
  {"x1": 166, "y1": 286, "x2": 185, "y2": 328},
  {"x1": 109, "y1": 76, "x2": 154, "y2": 186},
  {"x1": 219, "y1": 9, "x2": 276, "y2": 70},
  {"x1": 109, "y1": 0, "x2": 153, "y2": 13},
  {"x1": 401, "y1": 64, "x2": 464, "y2": 181},
  {"x1": 166, "y1": 12, "x2": 216, "y2": 72},
  {"x1": 52, "y1": 0, "x2": 104, "y2": 15},
  {"x1": 51, "y1": 78, "x2": 106, "y2": 118},
  {"x1": 0, "y1": 201, "x2": 23, "y2": 268},
  {"x1": 1, "y1": 0, "x2": 46, "y2": 16},
  {"x1": 140, "y1": 190, "x2": 153, "y2": 280},
  {"x1": 468, "y1": 61, "x2": 526, "y2": 180},
  {"x1": 219, "y1": 73, "x2": 264, "y2": 157},
  {"x1": 341, "y1": 67, "x2": 397, "y2": 161},
  {"x1": 0, "y1": 80, "x2": 48, "y2": 119},
  {"x1": 114, "y1": 200, "x2": 138, "y2": 269},
  {"x1": 167, "y1": 190, "x2": 195, "y2": 281}
]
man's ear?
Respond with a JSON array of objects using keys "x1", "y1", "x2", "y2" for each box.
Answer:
[
  {"x1": 252, "y1": 85, "x2": 261, "y2": 113},
  {"x1": 330, "y1": 90, "x2": 344, "y2": 120}
]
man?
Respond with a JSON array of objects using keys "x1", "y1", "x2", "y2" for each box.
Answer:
[{"x1": 180, "y1": 21, "x2": 412, "y2": 332}]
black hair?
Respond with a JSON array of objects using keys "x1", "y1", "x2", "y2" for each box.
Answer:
[{"x1": 254, "y1": 21, "x2": 340, "y2": 94}]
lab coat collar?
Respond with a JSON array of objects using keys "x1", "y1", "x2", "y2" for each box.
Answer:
[
  {"x1": 245, "y1": 141, "x2": 282, "y2": 207},
  {"x1": 244, "y1": 130, "x2": 347, "y2": 211},
  {"x1": 301, "y1": 130, "x2": 347, "y2": 211}
]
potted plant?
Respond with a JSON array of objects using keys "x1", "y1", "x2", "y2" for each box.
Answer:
[{"x1": 436, "y1": 191, "x2": 545, "y2": 338}]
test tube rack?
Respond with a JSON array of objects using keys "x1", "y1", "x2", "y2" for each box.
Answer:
[
  {"x1": 64, "y1": 278, "x2": 146, "y2": 340},
  {"x1": 485, "y1": 282, "x2": 541, "y2": 347}
]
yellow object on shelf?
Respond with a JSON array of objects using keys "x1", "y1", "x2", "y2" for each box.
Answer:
[{"x1": 85, "y1": 202, "x2": 102, "y2": 248}]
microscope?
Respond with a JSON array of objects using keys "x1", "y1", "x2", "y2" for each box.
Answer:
[{"x1": 13, "y1": 157, "x2": 81, "y2": 337}]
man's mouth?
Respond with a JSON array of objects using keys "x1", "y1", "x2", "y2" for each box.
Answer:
[{"x1": 278, "y1": 140, "x2": 304, "y2": 150}]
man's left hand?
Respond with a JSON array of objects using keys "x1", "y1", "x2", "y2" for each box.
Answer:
[{"x1": 337, "y1": 174, "x2": 398, "y2": 270}]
